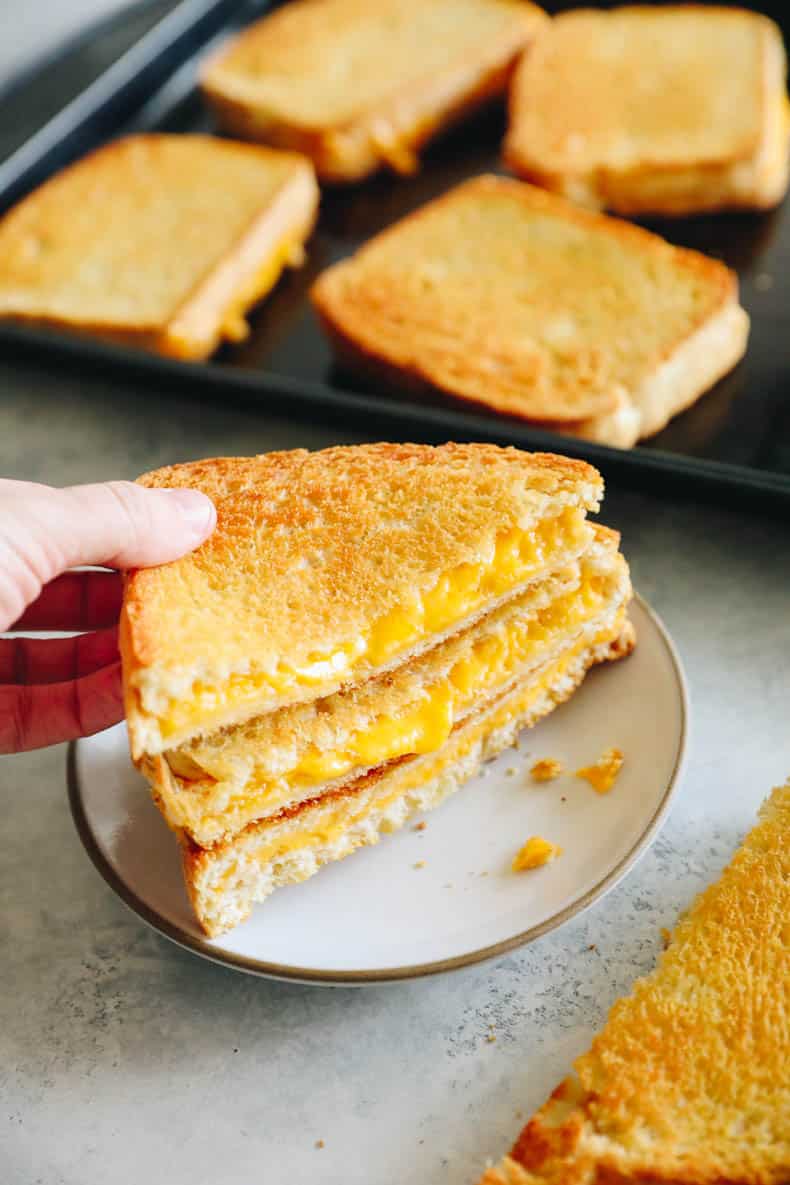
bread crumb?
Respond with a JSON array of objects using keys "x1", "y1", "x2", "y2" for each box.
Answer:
[
  {"x1": 414, "y1": 821, "x2": 427, "y2": 831},
  {"x1": 755, "y1": 272, "x2": 774, "y2": 291},
  {"x1": 414, "y1": 860, "x2": 426, "y2": 869},
  {"x1": 576, "y1": 747, "x2": 624, "y2": 794},
  {"x1": 512, "y1": 836, "x2": 562, "y2": 872},
  {"x1": 505, "y1": 767, "x2": 517, "y2": 777},
  {"x1": 479, "y1": 870, "x2": 489, "y2": 877},
  {"x1": 588, "y1": 943, "x2": 597, "y2": 952},
  {"x1": 530, "y1": 757, "x2": 564, "y2": 783},
  {"x1": 315, "y1": 1140, "x2": 325, "y2": 1149},
  {"x1": 560, "y1": 795, "x2": 567, "y2": 802},
  {"x1": 486, "y1": 1033, "x2": 497, "y2": 1043}
]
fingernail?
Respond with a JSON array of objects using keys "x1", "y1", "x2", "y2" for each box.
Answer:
[{"x1": 162, "y1": 488, "x2": 216, "y2": 539}]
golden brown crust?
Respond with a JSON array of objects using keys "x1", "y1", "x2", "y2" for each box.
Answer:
[
  {"x1": 504, "y1": 6, "x2": 789, "y2": 217},
  {"x1": 480, "y1": 783, "x2": 790, "y2": 1185},
  {"x1": 201, "y1": 0, "x2": 547, "y2": 182},
  {"x1": 311, "y1": 175, "x2": 741, "y2": 430},
  {"x1": 121, "y1": 443, "x2": 602, "y2": 756},
  {"x1": 0, "y1": 133, "x2": 318, "y2": 359}
]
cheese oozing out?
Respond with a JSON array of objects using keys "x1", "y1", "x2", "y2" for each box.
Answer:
[
  {"x1": 218, "y1": 237, "x2": 305, "y2": 343},
  {"x1": 156, "y1": 506, "x2": 590, "y2": 741},
  {"x1": 763, "y1": 93, "x2": 790, "y2": 182},
  {"x1": 201, "y1": 612, "x2": 627, "y2": 892},
  {"x1": 167, "y1": 567, "x2": 616, "y2": 841}
]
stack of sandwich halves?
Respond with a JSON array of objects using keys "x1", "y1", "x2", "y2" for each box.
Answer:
[{"x1": 121, "y1": 443, "x2": 634, "y2": 936}]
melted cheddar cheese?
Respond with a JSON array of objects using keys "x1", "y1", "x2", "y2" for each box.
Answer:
[
  {"x1": 511, "y1": 836, "x2": 562, "y2": 872},
  {"x1": 164, "y1": 234, "x2": 306, "y2": 359},
  {"x1": 762, "y1": 94, "x2": 790, "y2": 183},
  {"x1": 219, "y1": 238, "x2": 305, "y2": 343},
  {"x1": 576, "y1": 746, "x2": 624, "y2": 794},
  {"x1": 209, "y1": 614, "x2": 625, "y2": 883},
  {"x1": 159, "y1": 507, "x2": 589, "y2": 740},
  {"x1": 172, "y1": 568, "x2": 613, "y2": 839}
]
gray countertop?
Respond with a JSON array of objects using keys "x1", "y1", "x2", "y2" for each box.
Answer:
[{"x1": 1, "y1": 358, "x2": 789, "y2": 1185}]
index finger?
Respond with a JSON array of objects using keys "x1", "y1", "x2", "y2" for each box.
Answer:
[{"x1": 12, "y1": 570, "x2": 123, "y2": 631}]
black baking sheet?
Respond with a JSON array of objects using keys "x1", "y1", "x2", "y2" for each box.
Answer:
[{"x1": 1, "y1": 0, "x2": 789, "y2": 507}]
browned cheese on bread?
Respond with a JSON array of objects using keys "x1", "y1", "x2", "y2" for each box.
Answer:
[
  {"x1": 312, "y1": 176, "x2": 749, "y2": 446},
  {"x1": 202, "y1": 0, "x2": 547, "y2": 181},
  {"x1": 479, "y1": 782, "x2": 790, "y2": 1185},
  {"x1": 0, "y1": 133, "x2": 318, "y2": 359},
  {"x1": 505, "y1": 6, "x2": 790, "y2": 216}
]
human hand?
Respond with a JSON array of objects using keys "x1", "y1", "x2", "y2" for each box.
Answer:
[{"x1": 0, "y1": 478, "x2": 216, "y2": 753}]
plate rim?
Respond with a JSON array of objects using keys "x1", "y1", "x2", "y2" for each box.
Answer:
[{"x1": 68, "y1": 592, "x2": 689, "y2": 986}]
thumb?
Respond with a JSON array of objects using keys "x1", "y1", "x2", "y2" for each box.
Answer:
[
  {"x1": 57, "y1": 481, "x2": 217, "y2": 569},
  {"x1": 1, "y1": 477, "x2": 215, "y2": 575},
  {"x1": 0, "y1": 478, "x2": 216, "y2": 632}
]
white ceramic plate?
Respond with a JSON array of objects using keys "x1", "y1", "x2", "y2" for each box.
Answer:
[{"x1": 69, "y1": 595, "x2": 687, "y2": 985}]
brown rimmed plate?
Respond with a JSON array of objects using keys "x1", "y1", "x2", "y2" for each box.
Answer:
[{"x1": 68, "y1": 595, "x2": 687, "y2": 985}]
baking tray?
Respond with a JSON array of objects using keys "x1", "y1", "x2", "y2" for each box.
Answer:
[{"x1": 1, "y1": 0, "x2": 790, "y2": 509}]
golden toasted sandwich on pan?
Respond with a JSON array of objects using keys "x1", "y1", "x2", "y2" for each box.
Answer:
[
  {"x1": 311, "y1": 176, "x2": 749, "y2": 448},
  {"x1": 201, "y1": 0, "x2": 547, "y2": 182},
  {"x1": 121, "y1": 444, "x2": 634, "y2": 936},
  {"x1": 0, "y1": 133, "x2": 318, "y2": 360},
  {"x1": 478, "y1": 781, "x2": 790, "y2": 1185},
  {"x1": 505, "y1": 6, "x2": 790, "y2": 217}
]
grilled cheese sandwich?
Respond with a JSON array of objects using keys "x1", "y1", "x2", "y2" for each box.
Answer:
[
  {"x1": 182, "y1": 613, "x2": 633, "y2": 937},
  {"x1": 0, "y1": 134, "x2": 318, "y2": 360},
  {"x1": 312, "y1": 176, "x2": 749, "y2": 447},
  {"x1": 505, "y1": 7, "x2": 790, "y2": 217},
  {"x1": 201, "y1": 0, "x2": 547, "y2": 183},
  {"x1": 141, "y1": 506, "x2": 590, "y2": 747},
  {"x1": 151, "y1": 535, "x2": 628, "y2": 846},
  {"x1": 121, "y1": 444, "x2": 634, "y2": 935},
  {"x1": 122, "y1": 446, "x2": 602, "y2": 757},
  {"x1": 479, "y1": 781, "x2": 790, "y2": 1185}
]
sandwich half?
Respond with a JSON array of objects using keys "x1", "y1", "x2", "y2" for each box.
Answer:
[
  {"x1": 121, "y1": 444, "x2": 634, "y2": 935},
  {"x1": 201, "y1": 0, "x2": 547, "y2": 183},
  {"x1": 122, "y1": 443, "x2": 604, "y2": 759},
  {"x1": 478, "y1": 781, "x2": 790, "y2": 1185},
  {"x1": 505, "y1": 6, "x2": 790, "y2": 217},
  {"x1": 312, "y1": 176, "x2": 749, "y2": 447},
  {"x1": 0, "y1": 133, "x2": 318, "y2": 360}
]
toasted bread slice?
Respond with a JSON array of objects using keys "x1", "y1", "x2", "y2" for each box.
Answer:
[
  {"x1": 201, "y1": 0, "x2": 547, "y2": 182},
  {"x1": 121, "y1": 444, "x2": 602, "y2": 759},
  {"x1": 182, "y1": 615, "x2": 635, "y2": 936},
  {"x1": 312, "y1": 176, "x2": 749, "y2": 445},
  {"x1": 0, "y1": 134, "x2": 318, "y2": 360},
  {"x1": 505, "y1": 6, "x2": 790, "y2": 217},
  {"x1": 147, "y1": 529, "x2": 630, "y2": 846},
  {"x1": 479, "y1": 782, "x2": 790, "y2": 1185}
]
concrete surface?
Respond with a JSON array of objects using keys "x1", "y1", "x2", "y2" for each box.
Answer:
[{"x1": 1, "y1": 357, "x2": 788, "y2": 1184}]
